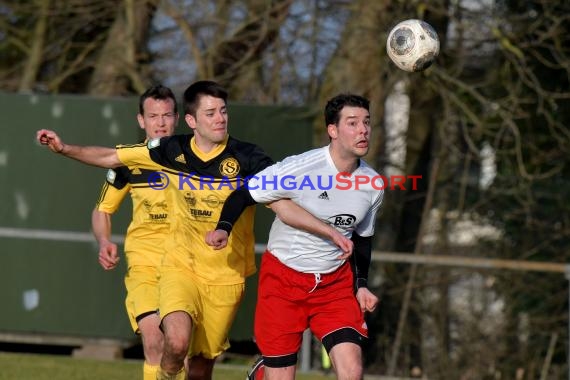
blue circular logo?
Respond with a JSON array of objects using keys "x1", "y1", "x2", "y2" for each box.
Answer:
[{"x1": 148, "y1": 172, "x2": 169, "y2": 190}]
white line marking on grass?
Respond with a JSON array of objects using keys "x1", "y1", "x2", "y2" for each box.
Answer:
[
  {"x1": 0, "y1": 227, "x2": 124, "y2": 244},
  {"x1": 0, "y1": 227, "x2": 267, "y2": 253}
]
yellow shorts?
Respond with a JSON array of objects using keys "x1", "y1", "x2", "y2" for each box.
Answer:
[
  {"x1": 159, "y1": 266, "x2": 245, "y2": 359},
  {"x1": 124, "y1": 265, "x2": 160, "y2": 333}
]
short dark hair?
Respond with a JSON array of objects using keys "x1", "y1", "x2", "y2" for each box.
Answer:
[
  {"x1": 183, "y1": 80, "x2": 228, "y2": 116},
  {"x1": 324, "y1": 93, "x2": 370, "y2": 126},
  {"x1": 139, "y1": 85, "x2": 178, "y2": 115}
]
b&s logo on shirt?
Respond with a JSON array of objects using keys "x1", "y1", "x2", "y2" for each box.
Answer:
[
  {"x1": 219, "y1": 157, "x2": 240, "y2": 178},
  {"x1": 327, "y1": 214, "x2": 356, "y2": 228}
]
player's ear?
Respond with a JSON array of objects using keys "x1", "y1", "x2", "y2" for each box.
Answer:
[
  {"x1": 327, "y1": 124, "x2": 338, "y2": 139},
  {"x1": 137, "y1": 113, "x2": 145, "y2": 129},
  {"x1": 185, "y1": 114, "x2": 197, "y2": 130}
]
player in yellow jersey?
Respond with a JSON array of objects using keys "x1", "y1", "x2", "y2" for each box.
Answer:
[
  {"x1": 36, "y1": 80, "x2": 352, "y2": 380},
  {"x1": 92, "y1": 85, "x2": 178, "y2": 380}
]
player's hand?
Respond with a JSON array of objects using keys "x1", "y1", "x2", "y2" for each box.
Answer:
[
  {"x1": 205, "y1": 230, "x2": 229, "y2": 250},
  {"x1": 356, "y1": 287, "x2": 379, "y2": 313},
  {"x1": 98, "y1": 240, "x2": 120, "y2": 270},
  {"x1": 36, "y1": 129, "x2": 65, "y2": 153},
  {"x1": 330, "y1": 229, "x2": 353, "y2": 260}
]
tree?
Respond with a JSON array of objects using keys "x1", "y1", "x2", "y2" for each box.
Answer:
[
  {"x1": 88, "y1": 0, "x2": 157, "y2": 95},
  {"x1": 0, "y1": 0, "x2": 157, "y2": 95},
  {"x1": 157, "y1": 0, "x2": 295, "y2": 100}
]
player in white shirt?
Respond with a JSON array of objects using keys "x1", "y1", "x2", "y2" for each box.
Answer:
[{"x1": 206, "y1": 93, "x2": 382, "y2": 380}]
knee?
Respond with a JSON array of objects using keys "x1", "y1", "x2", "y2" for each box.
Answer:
[
  {"x1": 164, "y1": 334, "x2": 189, "y2": 359},
  {"x1": 142, "y1": 330, "x2": 163, "y2": 350},
  {"x1": 147, "y1": 336, "x2": 164, "y2": 353},
  {"x1": 142, "y1": 337, "x2": 164, "y2": 363},
  {"x1": 335, "y1": 362, "x2": 363, "y2": 380}
]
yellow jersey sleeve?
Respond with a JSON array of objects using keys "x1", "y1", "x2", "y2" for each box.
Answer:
[
  {"x1": 116, "y1": 144, "x2": 159, "y2": 169},
  {"x1": 95, "y1": 181, "x2": 130, "y2": 214}
]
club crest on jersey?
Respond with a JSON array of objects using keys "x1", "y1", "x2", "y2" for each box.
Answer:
[
  {"x1": 219, "y1": 157, "x2": 240, "y2": 178},
  {"x1": 106, "y1": 169, "x2": 116, "y2": 184},
  {"x1": 147, "y1": 138, "x2": 161, "y2": 149}
]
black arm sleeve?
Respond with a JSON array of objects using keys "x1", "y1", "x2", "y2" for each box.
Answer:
[
  {"x1": 349, "y1": 233, "x2": 372, "y2": 290},
  {"x1": 215, "y1": 186, "x2": 258, "y2": 234}
]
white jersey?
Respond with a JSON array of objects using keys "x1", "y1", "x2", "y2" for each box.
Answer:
[{"x1": 248, "y1": 145, "x2": 383, "y2": 273}]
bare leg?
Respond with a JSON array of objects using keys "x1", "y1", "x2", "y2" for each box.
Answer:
[
  {"x1": 139, "y1": 313, "x2": 164, "y2": 364},
  {"x1": 328, "y1": 342, "x2": 363, "y2": 380},
  {"x1": 263, "y1": 365, "x2": 296, "y2": 380},
  {"x1": 138, "y1": 313, "x2": 163, "y2": 380},
  {"x1": 187, "y1": 355, "x2": 216, "y2": 380},
  {"x1": 160, "y1": 311, "x2": 193, "y2": 375}
]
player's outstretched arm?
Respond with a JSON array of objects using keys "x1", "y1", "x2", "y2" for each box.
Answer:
[
  {"x1": 36, "y1": 129, "x2": 122, "y2": 168},
  {"x1": 268, "y1": 200, "x2": 353, "y2": 259},
  {"x1": 91, "y1": 209, "x2": 120, "y2": 270}
]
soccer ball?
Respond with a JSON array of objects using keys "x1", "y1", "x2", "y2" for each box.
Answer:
[{"x1": 386, "y1": 19, "x2": 440, "y2": 72}]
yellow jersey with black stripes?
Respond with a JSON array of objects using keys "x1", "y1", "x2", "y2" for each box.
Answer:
[
  {"x1": 94, "y1": 165, "x2": 171, "y2": 268},
  {"x1": 115, "y1": 134, "x2": 273, "y2": 285}
]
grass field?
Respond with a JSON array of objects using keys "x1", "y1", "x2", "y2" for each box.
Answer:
[{"x1": 0, "y1": 352, "x2": 335, "y2": 380}]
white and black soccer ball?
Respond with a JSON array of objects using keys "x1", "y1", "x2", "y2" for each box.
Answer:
[{"x1": 386, "y1": 19, "x2": 440, "y2": 72}]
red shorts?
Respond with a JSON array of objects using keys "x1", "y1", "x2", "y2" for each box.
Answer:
[{"x1": 254, "y1": 251, "x2": 368, "y2": 360}]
